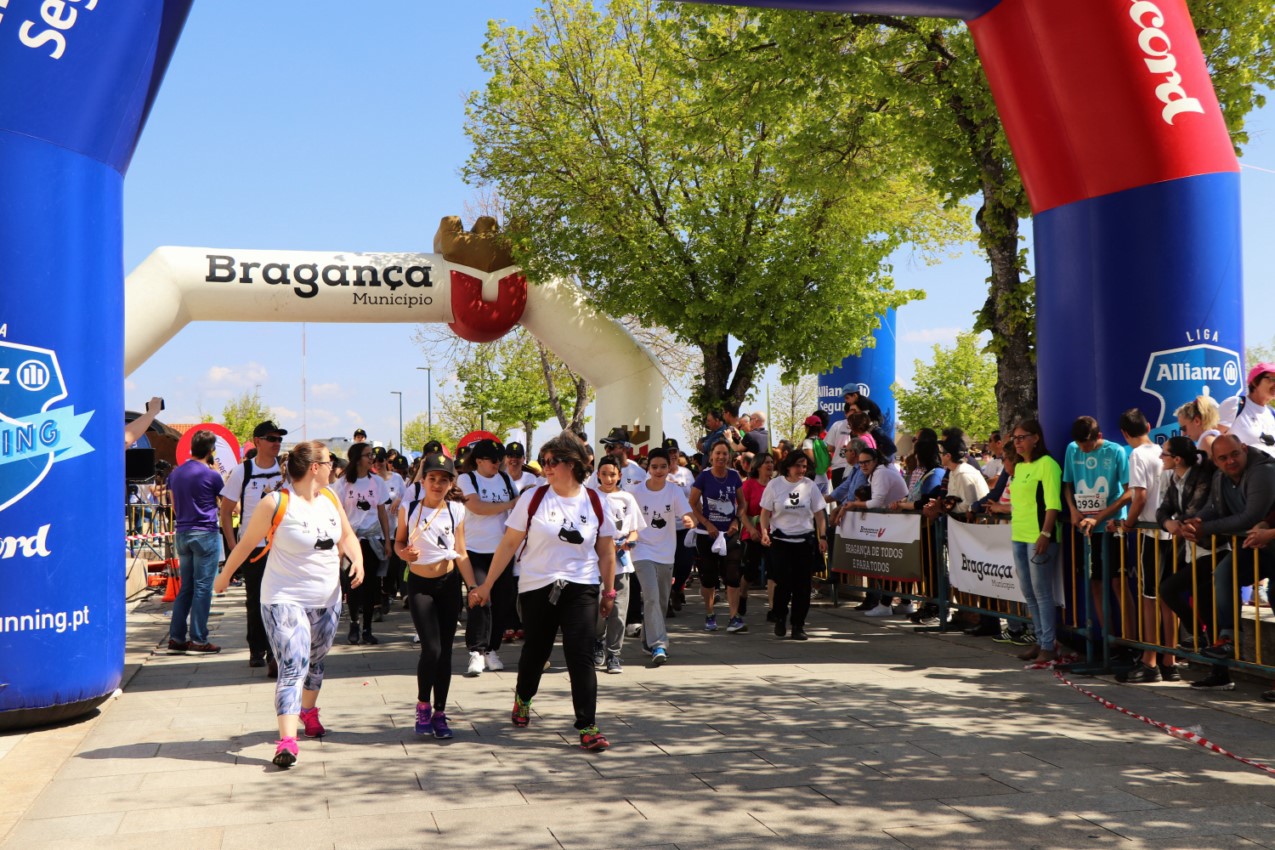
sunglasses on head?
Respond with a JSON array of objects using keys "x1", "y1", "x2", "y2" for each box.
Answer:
[{"x1": 259, "y1": 435, "x2": 283, "y2": 443}]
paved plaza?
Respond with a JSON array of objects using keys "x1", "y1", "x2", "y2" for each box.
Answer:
[{"x1": 3, "y1": 586, "x2": 1275, "y2": 850}]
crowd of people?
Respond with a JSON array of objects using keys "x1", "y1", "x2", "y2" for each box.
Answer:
[{"x1": 156, "y1": 362, "x2": 1275, "y2": 767}]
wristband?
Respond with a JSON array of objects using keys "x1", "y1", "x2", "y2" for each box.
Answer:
[{"x1": 602, "y1": 589, "x2": 618, "y2": 600}]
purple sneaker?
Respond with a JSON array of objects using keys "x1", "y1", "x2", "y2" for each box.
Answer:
[
  {"x1": 414, "y1": 702, "x2": 432, "y2": 735},
  {"x1": 431, "y1": 711, "x2": 453, "y2": 740}
]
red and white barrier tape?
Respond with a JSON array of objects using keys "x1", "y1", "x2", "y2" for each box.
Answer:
[
  {"x1": 126, "y1": 532, "x2": 174, "y2": 543},
  {"x1": 1052, "y1": 668, "x2": 1275, "y2": 778}
]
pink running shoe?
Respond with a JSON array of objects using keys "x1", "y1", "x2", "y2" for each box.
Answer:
[
  {"x1": 299, "y1": 707, "x2": 326, "y2": 738},
  {"x1": 415, "y1": 702, "x2": 433, "y2": 735},
  {"x1": 273, "y1": 736, "x2": 298, "y2": 768}
]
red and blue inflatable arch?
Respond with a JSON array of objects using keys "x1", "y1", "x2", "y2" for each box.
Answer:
[{"x1": 0, "y1": 0, "x2": 1242, "y2": 727}]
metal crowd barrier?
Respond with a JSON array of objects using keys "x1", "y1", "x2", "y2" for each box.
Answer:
[
  {"x1": 126, "y1": 503, "x2": 175, "y2": 587},
  {"x1": 826, "y1": 508, "x2": 1275, "y2": 680}
]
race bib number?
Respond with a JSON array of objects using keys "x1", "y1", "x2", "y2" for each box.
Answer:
[{"x1": 1074, "y1": 492, "x2": 1107, "y2": 515}]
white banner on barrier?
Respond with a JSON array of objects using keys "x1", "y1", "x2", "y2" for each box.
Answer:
[{"x1": 946, "y1": 521, "x2": 1064, "y2": 604}]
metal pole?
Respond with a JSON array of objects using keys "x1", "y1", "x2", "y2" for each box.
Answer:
[
  {"x1": 390, "y1": 391, "x2": 403, "y2": 450},
  {"x1": 416, "y1": 366, "x2": 432, "y2": 435}
]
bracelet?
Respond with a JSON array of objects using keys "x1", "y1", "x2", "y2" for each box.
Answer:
[{"x1": 602, "y1": 589, "x2": 618, "y2": 600}]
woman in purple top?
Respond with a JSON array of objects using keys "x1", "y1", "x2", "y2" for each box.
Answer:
[
  {"x1": 689, "y1": 441, "x2": 748, "y2": 633},
  {"x1": 166, "y1": 430, "x2": 227, "y2": 654}
]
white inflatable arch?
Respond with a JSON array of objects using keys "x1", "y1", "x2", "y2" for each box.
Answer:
[{"x1": 124, "y1": 246, "x2": 664, "y2": 448}]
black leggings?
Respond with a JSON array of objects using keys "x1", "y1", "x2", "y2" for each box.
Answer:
[
  {"x1": 408, "y1": 569, "x2": 462, "y2": 709},
  {"x1": 516, "y1": 581, "x2": 599, "y2": 730},
  {"x1": 466, "y1": 552, "x2": 517, "y2": 653},
  {"x1": 341, "y1": 539, "x2": 380, "y2": 630}
]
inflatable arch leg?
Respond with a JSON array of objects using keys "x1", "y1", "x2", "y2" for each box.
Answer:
[{"x1": 699, "y1": 0, "x2": 1243, "y2": 449}]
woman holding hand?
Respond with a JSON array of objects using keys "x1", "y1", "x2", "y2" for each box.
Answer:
[{"x1": 759, "y1": 452, "x2": 827, "y2": 640}]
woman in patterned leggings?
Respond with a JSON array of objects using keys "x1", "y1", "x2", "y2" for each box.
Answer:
[{"x1": 216, "y1": 440, "x2": 364, "y2": 768}]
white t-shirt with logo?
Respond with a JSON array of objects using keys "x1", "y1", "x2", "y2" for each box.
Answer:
[
  {"x1": 601, "y1": 489, "x2": 646, "y2": 575},
  {"x1": 333, "y1": 475, "x2": 390, "y2": 538},
  {"x1": 260, "y1": 492, "x2": 343, "y2": 608},
  {"x1": 507, "y1": 470, "x2": 539, "y2": 494},
  {"x1": 221, "y1": 459, "x2": 284, "y2": 547},
  {"x1": 383, "y1": 472, "x2": 407, "y2": 536},
  {"x1": 825, "y1": 419, "x2": 853, "y2": 472},
  {"x1": 760, "y1": 476, "x2": 827, "y2": 537},
  {"x1": 1128, "y1": 441, "x2": 1169, "y2": 538},
  {"x1": 506, "y1": 486, "x2": 618, "y2": 592},
  {"x1": 668, "y1": 465, "x2": 695, "y2": 501},
  {"x1": 1219, "y1": 394, "x2": 1275, "y2": 456},
  {"x1": 632, "y1": 481, "x2": 693, "y2": 564},
  {"x1": 402, "y1": 500, "x2": 463, "y2": 566},
  {"x1": 459, "y1": 470, "x2": 518, "y2": 554}
]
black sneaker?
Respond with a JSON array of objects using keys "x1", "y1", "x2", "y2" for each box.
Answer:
[
  {"x1": 991, "y1": 629, "x2": 1018, "y2": 644},
  {"x1": 1190, "y1": 671, "x2": 1235, "y2": 691},
  {"x1": 1200, "y1": 638, "x2": 1235, "y2": 660},
  {"x1": 1117, "y1": 662, "x2": 1161, "y2": 684},
  {"x1": 362, "y1": 631, "x2": 378, "y2": 645},
  {"x1": 765, "y1": 610, "x2": 778, "y2": 623},
  {"x1": 1010, "y1": 631, "x2": 1037, "y2": 647},
  {"x1": 774, "y1": 619, "x2": 786, "y2": 638},
  {"x1": 1160, "y1": 665, "x2": 1181, "y2": 683},
  {"x1": 348, "y1": 624, "x2": 360, "y2": 645},
  {"x1": 963, "y1": 623, "x2": 1000, "y2": 637}
]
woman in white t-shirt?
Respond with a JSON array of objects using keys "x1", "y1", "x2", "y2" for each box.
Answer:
[
  {"x1": 377, "y1": 453, "x2": 409, "y2": 612},
  {"x1": 759, "y1": 452, "x2": 827, "y2": 641},
  {"x1": 214, "y1": 441, "x2": 363, "y2": 768},
  {"x1": 458, "y1": 439, "x2": 521, "y2": 676},
  {"x1": 470, "y1": 433, "x2": 618, "y2": 751},
  {"x1": 332, "y1": 443, "x2": 391, "y2": 646},
  {"x1": 593, "y1": 456, "x2": 646, "y2": 673},
  {"x1": 394, "y1": 453, "x2": 478, "y2": 741}
]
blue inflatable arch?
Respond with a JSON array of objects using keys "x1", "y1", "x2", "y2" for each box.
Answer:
[{"x1": 0, "y1": 0, "x2": 1242, "y2": 727}]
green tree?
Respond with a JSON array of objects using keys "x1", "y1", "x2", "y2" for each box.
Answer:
[
  {"x1": 465, "y1": 0, "x2": 964, "y2": 412},
  {"x1": 894, "y1": 331, "x2": 998, "y2": 438},
  {"x1": 401, "y1": 414, "x2": 459, "y2": 455},
  {"x1": 1247, "y1": 336, "x2": 1275, "y2": 372},
  {"x1": 690, "y1": 3, "x2": 1275, "y2": 426},
  {"x1": 220, "y1": 390, "x2": 275, "y2": 446},
  {"x1": 770, "y1": 374, "x2": 818, "y2": 446}
]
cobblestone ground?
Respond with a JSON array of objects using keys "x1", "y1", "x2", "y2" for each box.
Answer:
[{"x1": 3, "y1": 585, "x2": 1275, "y2": 850}]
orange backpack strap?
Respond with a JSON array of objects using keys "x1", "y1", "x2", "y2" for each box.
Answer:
[
  {"x1": 249, "y1": 489, "x2": 290, "y2": 563},
  {"x1": 321, "y1": 487, "x2": 340, "y2": 511}
]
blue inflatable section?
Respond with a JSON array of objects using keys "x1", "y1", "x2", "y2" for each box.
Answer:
[
  {"x1": 817, "y1": 310, "x2": 897, "y2": 437},
  {"x1": 0, "y1": 0, "x2": 192, "y2": 728},
  {"x1": 1036, "y1": 172, "x2": 1243, "y2": 451}
]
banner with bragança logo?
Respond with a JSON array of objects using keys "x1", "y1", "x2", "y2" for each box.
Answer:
[
  {"x1": 946, "y1": 521, "x2": 1064, "y2": 603},
  {"x1": 832, "y1": 512, "x2": 924, "y2": 582}
]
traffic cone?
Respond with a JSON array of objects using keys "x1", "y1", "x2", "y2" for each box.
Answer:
[{"x1": 162, "y1": 560, "x2": 180, "y2": 603}]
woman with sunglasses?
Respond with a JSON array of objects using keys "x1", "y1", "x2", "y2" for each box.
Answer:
[
  {"x1": 1006, "y1": 420, "x2": 1063, "y2": 663},
  {"x1": 469, "y1": 434, "x2": 618, "y2": 751},
  {"x1": 334, "y1": 442, "x2": 391, "y2": 646},
  {"x1": 214, "y1": 441, "x2": 363, "y2": 768},
  {"x1": 760, "y1": 452, "x2": 827, "y2": 639},
  {"x1": 395, "y1": 453, "x2": 478, "y2": 739}
]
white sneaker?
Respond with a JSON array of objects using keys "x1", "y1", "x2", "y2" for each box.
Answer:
[
  {"x1": 625, "y1": 623, "x2": 642, "y2": 638},
  {"x1": 412, "y1": 634, "x2": 421, "y2": 644},
  {"x1": 893, "y1": 602, "x2": 917, "y2": 616},
  {"x1": 484, "y1": 650, "x2": 504, "y2": 671},
  {"x1": 466, "y1": 650, "x2": 484, "y2": 677},
  {"x1": 864, "y1": 603, "x2": 894, "y2": 617}
]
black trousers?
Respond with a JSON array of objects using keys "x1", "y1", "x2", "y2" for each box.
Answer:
[
  {"x1": 243, "y1": 547, "x2": 272, "y2": 660},
  {"x1": 340, "y1": 539, "x2": 379, "y2": 631},
  {"x1": 516, "y1": 581, "x2": 599, "y2": 730},
  {"x1": 770, "y1": 537, "x2": 817, "y2": 631},
  {"x1": 408, "y1": 569, "x2": 462, "y2": 709},
  {"x1": 465, "y1": 552, "x2": 516, "y2": 653}
]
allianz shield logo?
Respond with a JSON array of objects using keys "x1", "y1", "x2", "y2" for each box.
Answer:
[
  {"x1": 0, "y1": 342, "x2": 93, "y2": 557},
  {"x1": 1140, "y1": 342, "x2": 1241, "y2": 429}
]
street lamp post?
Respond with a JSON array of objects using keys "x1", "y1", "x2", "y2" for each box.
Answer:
[
  {"x1": 390, "y1": 391, "x2": 403, "y2": 451},
  {"x1": 415, "y1": 366, "x2": 432, "y2": 434}
]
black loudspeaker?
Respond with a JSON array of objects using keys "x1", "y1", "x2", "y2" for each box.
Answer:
[{"x1": 125, "y1": 448, "x2": 156, "y2": 482}]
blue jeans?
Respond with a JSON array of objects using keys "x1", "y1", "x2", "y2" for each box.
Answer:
[
  {"x1": 1013, "y1": 540, "x2": 1059, "y2": 651},
  {"x1": 170, "y1": 529, "x2": 221, "y2": 644}
]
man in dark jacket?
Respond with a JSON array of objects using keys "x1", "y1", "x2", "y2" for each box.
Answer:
[{"x1": 1183, "y1": 435, "x2": 1275, "y2": 669}]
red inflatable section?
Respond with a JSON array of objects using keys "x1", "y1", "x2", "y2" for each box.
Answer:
[
  {"x1": 969, "y1": 0, "x2": 1236, "y2": 213},
  {"x1": 174, "y1": 422, "x2": 242, "y2": 478},
  {"x1": 457, "y1": 430, "x2": 501, "y2": 449},
  {"x1": 448, "y1": 269, "x2": 528, "y2": 343}
]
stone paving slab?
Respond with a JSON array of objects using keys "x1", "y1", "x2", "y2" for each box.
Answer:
[{"x1": 6, "y1": 587, "x2": 1275, "y2": 849}]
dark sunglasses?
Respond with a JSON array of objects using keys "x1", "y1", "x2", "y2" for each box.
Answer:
[
  {"x1": 259, "y1": 435, "x2": 283, "y2": 443},
  {"x1": 544, "y1": 456, "x2": 566, "y2": 468}
]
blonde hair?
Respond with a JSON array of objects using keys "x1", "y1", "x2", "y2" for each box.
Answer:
[{"x1": 1175, "y1": 395, "x2": 1220, "y2": 430}]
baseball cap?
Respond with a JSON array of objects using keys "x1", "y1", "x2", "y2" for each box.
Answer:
[
  {"x1": 804, "y1": 414, "x2": 823, "y2": 426},
  {"x1": 253, "y1": 420, "x2": 288, "y2": 438},
  {"x1": 662, "y1": 437, "x2": 679, "y2": 451},
  {"x1": 353, "y1": 428, "x2": 367, "y2": 438},
  {"x1": 505, "y1": 441, "x2": 526, "y2": 458},
  {"x1": 468, "y1": 438, "x2": 505, "y2": 461},
  {"x1": 842, "y1": 383, "x2": 861, "y2": 397},
  {"x1": 419, "y1": 452, "x2": 456, "y2": 477},
  {"x1": 1248, "y1": 362, "x2": 1275, "y2": 388}
]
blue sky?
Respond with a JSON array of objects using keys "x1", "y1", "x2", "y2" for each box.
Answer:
[{"x1": 123, "y1": 2, "x2": 1275, "y2": 450}]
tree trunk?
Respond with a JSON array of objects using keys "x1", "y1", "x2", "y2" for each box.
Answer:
[
  {"x1": 976, "y1": 193, "x2": 1038, "y2": 429},
  {"x1": 695, "y1": 338, "x2": 763, "y2": 413}
]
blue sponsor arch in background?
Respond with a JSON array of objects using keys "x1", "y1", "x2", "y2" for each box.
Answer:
[{"x1": 0, "y1": 0, "x2": 1243, "y2": 727}]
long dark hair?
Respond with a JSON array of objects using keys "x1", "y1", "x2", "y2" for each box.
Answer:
[
  {"x1": 1013, "y1": 419, "x2": 1050, "y2": 462},
  {"x1": 748, "y1": 451, "x2": 774, "y2": 479},
  {"x1": 345, "y1": 442, "x2": 372, "y2": 483}
]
